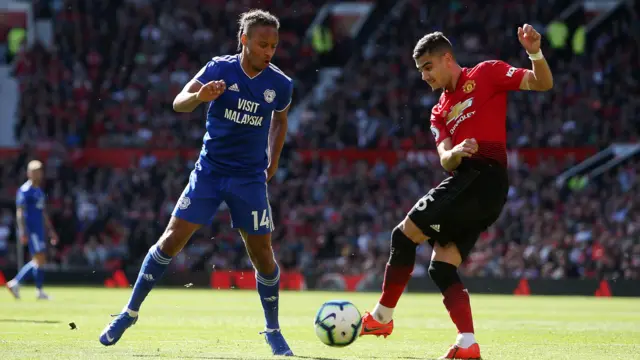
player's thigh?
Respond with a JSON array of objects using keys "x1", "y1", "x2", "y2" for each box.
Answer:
[
  {"x1": 225, "y1": 177, "x2": 274, "y2": 235},
  {"x1": 27, "y1": 232, "x2": 46, "y2": 257},
  {"x1": 407, "y1": 170, "x2": 480, "y2": 242},
  {"x1": 171, "y1": 168, "x2": 223, "y2": 226}
]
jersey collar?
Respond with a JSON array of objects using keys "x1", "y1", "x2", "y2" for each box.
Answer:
[
  {"x1": 445, "y1": 68, "x2": 468, "y2": 94},
  {"x1": 237, "y1": 54, "x2": 265, "y2": 80}
]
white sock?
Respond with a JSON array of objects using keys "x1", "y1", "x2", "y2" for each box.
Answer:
[
  {"x1": 124, "y1": 308, "x2": 139, "y2": 317},
  {"x1": 371, "y1": 303, "x2": 394, "y2": 324},
  {"x1": 455, "y1": 333, "x2": 476, "y2": 348}
]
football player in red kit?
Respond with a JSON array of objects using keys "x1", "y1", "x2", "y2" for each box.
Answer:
[{"x1": 360, "y1": 24, "x2": 553, "y2": 359}]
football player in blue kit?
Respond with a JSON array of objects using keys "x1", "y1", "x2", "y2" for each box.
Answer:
[
  {"x1": 6, "y1": 160, "x2": 59, "y2": 300},
  {"x1": 99, "y1": 10, "x2": 294, "y2": 356}
]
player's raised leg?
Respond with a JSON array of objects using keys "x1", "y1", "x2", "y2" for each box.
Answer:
[
  {"x1": 100, "y1": 167, "x2": 221, "y2": 346},
  {"x1": 99, "y1": 216, "x2": 200, "y2": 346},
  {"x1": 7, "y1": 233, "x2": 49, "y2": 299},
  {"x1": 6, "y1": 259, "x2": 34, "y2": 299},
  {"x1": 360, "y1": 217, "x2": 423, "y2": 338}
]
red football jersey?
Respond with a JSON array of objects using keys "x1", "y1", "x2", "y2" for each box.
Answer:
[{"x1": 430, "y1": 60, "x2": 527, "y2": 166}]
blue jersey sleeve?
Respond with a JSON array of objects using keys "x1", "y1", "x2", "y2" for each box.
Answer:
[
  {"x1": 275, "y1": 80, "x2": 293, "y2": 112},
  {"x1": 194, "y1": 60, "x2": 219, "y2": 85},
  {"x1": 16, "y1": 189, "x2": 25, "y2": 208}
]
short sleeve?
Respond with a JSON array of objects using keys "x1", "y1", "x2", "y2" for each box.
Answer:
[
  {"x1": 193, "y1": 60, "x2": 219, "y2": 85},
  {"x1": 482, "y1": 60, "x2": 527, "y2": 92},
  {"x1": 430, "y1": 106, "x2": 448, "y2": 145},
  {"x1": 275, "y1": 80, "x2": 293, "y2": 112},
  {"x1": 16, "y1": 189, "x2": 25, "y2": 207}
]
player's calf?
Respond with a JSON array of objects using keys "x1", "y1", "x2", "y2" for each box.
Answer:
[{"x1": 430, "y1": 243, "x2": 478, "y2": 353}]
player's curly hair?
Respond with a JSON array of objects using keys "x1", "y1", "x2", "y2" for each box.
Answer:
[
  {"x1": 237, "y1": 9, "x2": 280, "y2": 51},
  {"x1": 413, "y1": 32, "x2": 454, "y2": 60}
]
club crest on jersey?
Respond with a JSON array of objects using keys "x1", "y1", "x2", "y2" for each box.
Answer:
[
  {"x1": 263, "y1": 89, "x2": 276, "y2": 103},
  {"x1": 462, "y1": 80, "x2": 476, "y2": 93}
]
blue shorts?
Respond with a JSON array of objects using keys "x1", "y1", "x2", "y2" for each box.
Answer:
[
  {"x1": 172, "y1": 164, "x2": 274, "y2": 235},
  {"x1": 27, "y1": 231, "x2": 46, "y2": 255}
]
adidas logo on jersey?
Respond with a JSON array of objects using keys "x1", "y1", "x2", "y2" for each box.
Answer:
[
  {"x1": 228, "y1": 83, "x2": 239, "y2": 92},
  {"x1": 430, "y1": 224, "x2": 440, "y2": 232}
]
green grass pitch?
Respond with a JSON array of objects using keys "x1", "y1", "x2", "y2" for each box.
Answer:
[{"x1": 1, "y1": 287, "x2": 639, "y2": 359}]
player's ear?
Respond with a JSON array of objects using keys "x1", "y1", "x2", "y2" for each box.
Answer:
[{"x1": 241, "y1": 33, "x2": 248, "y2": 47}]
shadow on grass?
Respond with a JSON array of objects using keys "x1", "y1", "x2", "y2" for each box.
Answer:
[{"x1": 0, "y1": 319, "x2": 61, "y2": 324}]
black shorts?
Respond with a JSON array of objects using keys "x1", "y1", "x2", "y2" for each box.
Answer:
[{"x1": 407, "y1": 158, "x2": 509, "y2": 262}]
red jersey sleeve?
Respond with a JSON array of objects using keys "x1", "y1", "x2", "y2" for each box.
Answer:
[
  {"x1": 430, "y1": 104, "x2": 448, "y2": 146},
  {"x1": 482, "y1": 60, "x2": 528, "y2": 92}
]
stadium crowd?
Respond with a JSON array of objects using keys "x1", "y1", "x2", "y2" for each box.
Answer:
[
  {"x1": 1, "y1": 0, "x2": 639, "y2": 281},
  {"x1": 0, "y1": 145, "x2": 638, "y2": 281}
]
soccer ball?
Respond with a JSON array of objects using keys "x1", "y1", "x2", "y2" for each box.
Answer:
[{"x1": 314, "y1": 300, "x2": 363, "y2": 347}]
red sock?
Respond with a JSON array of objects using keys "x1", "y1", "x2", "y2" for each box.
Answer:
[
  {"x1": 379, "y1": 263, "x2": 413, "y2": 308},
  {"x1": 442, "y1": 282, "x2": 474, "y2": 333}
]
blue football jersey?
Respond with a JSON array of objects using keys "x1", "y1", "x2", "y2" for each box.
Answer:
[
  {"x1": 16, "y1": 181, "x2": 45, "y2": 235},
  {"x1": 193, "y1": 54, "x2": 293, "y2": 176}
]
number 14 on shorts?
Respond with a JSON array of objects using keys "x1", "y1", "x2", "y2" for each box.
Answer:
[{"x1": 252, "y1": 209, "x2": 272, "y2": 231}]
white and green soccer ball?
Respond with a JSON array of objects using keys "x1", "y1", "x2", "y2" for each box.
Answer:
[{"x1": 314, "y1": 300, "x2": 363, "y2": 347}]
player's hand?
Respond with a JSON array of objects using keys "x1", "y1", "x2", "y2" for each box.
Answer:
[
  {"x1": 450, "y1": 138, "x2": 478, "y2": 159},
  {"x1": 196, "y1": 80, "x2": 226, "y2": 102},
  {"x1": 19, "y1": 234, "x2": 28, "y2": 245},
  {"x1": 50, "y1": 232, "x2": 59, "y2": 246},
  {"x1": 266, "y1": 162, "x2": 278, "y2": 182},
  {"x1": 518, "y1": 24, "x2": 541, "y2": 54}
]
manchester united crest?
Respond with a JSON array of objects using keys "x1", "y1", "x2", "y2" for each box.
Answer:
[{"x1": 462, "y1": 80, "x2": 476, "y2": 94}]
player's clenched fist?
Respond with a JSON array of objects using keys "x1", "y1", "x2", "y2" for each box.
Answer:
[
  {"x1": 451, "y1": 138, "x2": 478, "y2": 158},
  {"x1": 196, "y1": 80, "x2": 226, "y2": 102},
  {"x1": 517, "y1": 23, "x2": 541, "y2": 54}
]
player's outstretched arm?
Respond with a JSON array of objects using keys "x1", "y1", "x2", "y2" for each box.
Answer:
[
  {"x1": 173, "y1": 80, "x2": 226, "y2": 112},
  {"x1": 517, "y1": 24, "x2": 553, "y2": 91},
  {"x1": 437, "y1": 138, "x2": 478, "y2": 172}
]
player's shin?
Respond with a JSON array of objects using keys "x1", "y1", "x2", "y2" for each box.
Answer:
[
  {"x1": 33, "y1": 263, "x2": 44, "y2": 291},
  {"x1": 374, "y1": 227, "x2": 417, "y2": 324},
  {"x1": 124, "y1": 244, "x2": 172, "y2": 316},
  {"x1": 429, "y1": 261, "x2": 476, "y2": 347},
  {"x1": 13, "y1": 260, "x2": 35, "y2": 284},
  {"x1": 256, "y1": 263, "x2": 280, "y2": 331}
]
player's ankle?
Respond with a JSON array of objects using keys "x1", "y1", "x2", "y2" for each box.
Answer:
[
  {"x1": 455, "y1": 332, "x2": 476, "y2": 348},
  {"x1": 125, "y1": 308, "x2": 139, "y2": 317},
  {"x1": 372, "y1": 303, "x2": 394, "y2": 324}
]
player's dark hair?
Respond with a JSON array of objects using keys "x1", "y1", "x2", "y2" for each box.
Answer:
[
  {"x1": 237, "y1": 9, "x2": 280, "y2": 51},
  {"x1": 413, "y1": 32, "x2": 454, "y2": 60}
]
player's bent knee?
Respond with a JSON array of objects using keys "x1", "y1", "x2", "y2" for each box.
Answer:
[
  {"x1": 243, "y1": 233, "x2": 276, "y2": 274},
  {"x1": 428, "y1": 260, "x2": 461, "y2": 294},
  {"x1": 388, "y1": 227, "x2": 417, "y2": 267},
  {"x1": 33, "y1": 253, "x2": 46, "y2": 265},
  {"x1": 431, "y1": 241, "x2": 462, "y2": 267},
  {"x1": 398, "y1": 217, "x2": 428, "y2": 244},
  {"x1": 157, "y1": 216, "x2": 201, "y2": 256}
]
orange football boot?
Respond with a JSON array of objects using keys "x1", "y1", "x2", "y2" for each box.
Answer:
[
  {"x1": 359, "y1": 311, "x2": 394, "y2": 338},
  {"x1": 438, "y1": 343, "x2": 482, "y2": 359}
]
